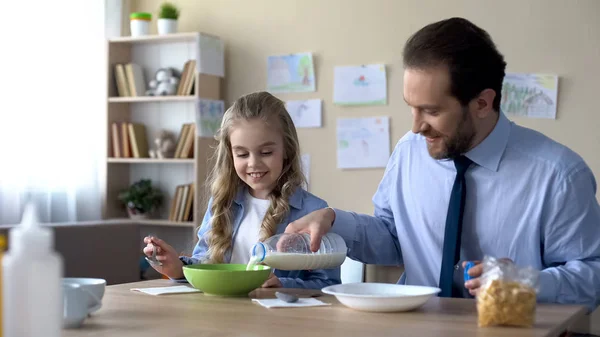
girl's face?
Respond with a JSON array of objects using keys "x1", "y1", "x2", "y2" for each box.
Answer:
[{"x1": 229, "y1": 118, "x2": 285, "y2": 199}]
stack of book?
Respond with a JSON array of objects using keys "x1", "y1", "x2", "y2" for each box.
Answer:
[
  {"x1": 113, "y1": 63, "x2": 146, "y2": 97},
  {"x1": 110, "y1": 122, "x2": 149, "y2": 158},
  {"x1": 169, "y1": 183, "x2": 195, "y2": 222},
  {"x1": 173, "y1": 123, "x2": 196, "y2": 159},
  {"x1": 177, "y1": 60, "x2": 196, "y2": 96}
]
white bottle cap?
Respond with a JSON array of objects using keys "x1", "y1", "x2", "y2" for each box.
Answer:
[{"x1": 9, "y1": 202, "x2": 53, "y2": 253}]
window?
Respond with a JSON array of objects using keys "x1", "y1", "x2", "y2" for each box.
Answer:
[{"x1": 0, "y1": 0, "x2": 107, "y2": 224}]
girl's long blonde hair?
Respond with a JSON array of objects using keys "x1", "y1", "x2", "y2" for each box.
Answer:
[{"x1": 203, "y1": 91, "x2": 305, "y2": 263}]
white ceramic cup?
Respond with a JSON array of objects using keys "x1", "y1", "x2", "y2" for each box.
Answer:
[
  {"x1": 63, "y1": 283, "x2": 88, "y2": 329},
  {"x1": 62, "y1": 278, "x2": 106, "y2": 314}
]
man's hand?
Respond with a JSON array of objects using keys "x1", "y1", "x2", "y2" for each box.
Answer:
[
  {"x1": 284, "y1": 207, "x2": 336, "y2": 252},
  {"x1": 463, "y1": 258, "x2": 513, "y2": 296}
]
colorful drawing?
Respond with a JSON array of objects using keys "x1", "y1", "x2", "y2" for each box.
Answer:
[
  {"x1": 195, "y1": 99, "x2": 224, "y2": 137},
  {"x1": 334, "y1": 64, "x2": 387, "y2": 106},
  {"x1": 501, "y1": 73, "x2": 558, "y2": 119},
  {"x1": 336, "y1": 117, "x2": 390, "y2": 169},
  {"x1": 285, "y1": 99, "x2": 322, "y2": 128},
  {"x1": 267, "y1": 53, "x2": 315, "y2": 93}
]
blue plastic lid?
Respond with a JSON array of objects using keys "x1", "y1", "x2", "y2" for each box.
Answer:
[
  {"x1": 251, "y1": 242, "x2": 267, "y2": 262},
  {"x1": 464, "y1": 261, "x2": 475, "y2": 281}
]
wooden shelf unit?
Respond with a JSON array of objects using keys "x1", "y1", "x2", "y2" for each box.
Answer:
[{"x1": 102, "y1": 32, "x2": 224, "y2": 228}]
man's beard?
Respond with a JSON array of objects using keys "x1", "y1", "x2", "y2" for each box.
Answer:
[{"x1": 426, "y1": 108, "x2": 476, "y2": 160}]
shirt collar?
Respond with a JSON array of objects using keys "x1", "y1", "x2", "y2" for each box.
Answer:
[
  {"x1": 233, "y1": 185, "x2": 303, "y2": 209},
  {"x1": 464, "y1": 111, "x2": 511, "y2": 172}
]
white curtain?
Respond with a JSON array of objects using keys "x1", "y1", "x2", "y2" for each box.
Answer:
[{"x1": 0, "y1": 0, "x2": 109, "y2": 224}]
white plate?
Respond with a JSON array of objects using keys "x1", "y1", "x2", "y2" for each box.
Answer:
[{"x1": 322, "y1": 282, "x2": 441, "y2": 312}]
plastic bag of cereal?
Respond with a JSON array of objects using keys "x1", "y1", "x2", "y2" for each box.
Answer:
[{"x1": 477, "y1": 256, "x2": 539, "y2": 328}]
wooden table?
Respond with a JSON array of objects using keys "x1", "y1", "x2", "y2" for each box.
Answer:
[{"x1": 64, "y1": 280, "x2": 587, "y2": 337}]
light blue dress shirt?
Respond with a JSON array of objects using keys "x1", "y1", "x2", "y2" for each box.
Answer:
[
  {"x1": 181, "y1": 186, "x2": 341, "y2": 290},
  {"x1": 332, "y1": 111, "x2": 600, "y2": 311}
]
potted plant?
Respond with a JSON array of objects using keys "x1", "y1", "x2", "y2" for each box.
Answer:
[
  {"x1": 118, "y1": 179, "x2": 163, "y2": 219},
  {"x1": 129, "y1": 12, "x2": 152, "y2": 37},
  {"x1": 157, "y1": 2, "x2": 180, "y2": 35}
]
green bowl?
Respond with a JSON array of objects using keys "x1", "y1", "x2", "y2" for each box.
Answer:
[{"x1": 182, "y1": 264, "x2": 271, "y2": 296}]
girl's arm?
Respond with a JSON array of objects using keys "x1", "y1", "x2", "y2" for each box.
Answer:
[
  {"x1": 179, "y1": 199, "x2": 213, "y2": 266},
  {"x1": 276, "y1": 268, "x2": 341, "y2": 290}
]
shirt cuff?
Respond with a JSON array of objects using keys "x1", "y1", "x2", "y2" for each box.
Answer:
[
  {"x1": 537, "y1": 269, "x2": 558, "y2": 303},
  {"x1": 179, "y1": 256, "x2": 199, "y2": 266},
  {"x1": 278, "y1": 277, "x2": 296, "y2": 288},
  {"x1": 331, "y1": 208, "x2": 358, "y2": 244},
  {"x1": 167, "y1": 256, "x2": 198, "y2": 283}
]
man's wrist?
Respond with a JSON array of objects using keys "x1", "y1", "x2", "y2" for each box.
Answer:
[{"x1": 326, "y1": 207, "x2": 336, "y2": 228}]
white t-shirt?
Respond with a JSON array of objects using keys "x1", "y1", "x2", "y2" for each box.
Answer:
[{"x1": 230, "y1": 192, "x2": 271, "y2": 264}]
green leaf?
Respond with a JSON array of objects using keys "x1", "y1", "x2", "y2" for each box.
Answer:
[
  {"x1": 158, "y1": 2, "x2": 180, "y2": 19},
  {"x1": 118, "y1": 179, "x2": 164, "y2": 213}
]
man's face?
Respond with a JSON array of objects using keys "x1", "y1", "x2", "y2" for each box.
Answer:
[{"x1": 403, "y1": 66, "x2": 476, "y2": 160}]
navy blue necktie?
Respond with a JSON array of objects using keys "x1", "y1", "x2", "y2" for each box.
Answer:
[{"x1": 439, "y1": 155, "x2": 472, "y2": 298}]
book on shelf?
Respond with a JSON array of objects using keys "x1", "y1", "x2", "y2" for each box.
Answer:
[
  {"x1": 114, "y1": 62, "x2": 146, "y2": 97},
  {"x1": 121, "y1": 122, "x2": 131, "y2": 157},
  {"x1": 110, "y1": 122, "x2": 150, "y2": 158},
  {"x1": 114, "y1": 64, "x2": 130, "y2": 97},
  {"x1": 173, "y1": 123, "x2": 196, "y2": 159},
  {"x1": 129, "y1": 123, "x2": 149, "y2": 158},
  {"x1": 177, "y1": 60, "x2": 196, "y2": 96},
  {"x1": 125, "y1": 63, "x2": 147, "y2": 96},
  {"x1": 169, "y1": 183, "x2": 195, "y2": 222},
  {"x1": 111, "y1": 123, "x2": 121, "y2": 157}
]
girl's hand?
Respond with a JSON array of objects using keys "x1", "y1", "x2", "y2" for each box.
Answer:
[
  {"x1": 143, "y1": 236, "x2": 184, "y2": 279},
  {"x1": 261, "y1": 273, "x2": 283, "y2": 288}
]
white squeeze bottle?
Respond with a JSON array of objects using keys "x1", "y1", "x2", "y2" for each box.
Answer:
[
  {"x1": 250, "y1": 233, "x2": 347, "y2": 270},
  {"x1": 3, "y1": 202, "x2": 63, "y2": 337}
]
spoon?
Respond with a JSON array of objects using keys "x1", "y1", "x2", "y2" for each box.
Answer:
[{"x1": 275, "y1": 291, "x2": 298, "y2": 303}]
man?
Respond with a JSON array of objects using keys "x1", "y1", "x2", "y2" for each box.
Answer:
[{"x1": 285, "y1": 17, "x2": 600, "y2": 311}]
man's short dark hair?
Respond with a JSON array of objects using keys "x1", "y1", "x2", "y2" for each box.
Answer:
[{"x1": 403, "y1": 17, "x2": 507, "y2": 111}]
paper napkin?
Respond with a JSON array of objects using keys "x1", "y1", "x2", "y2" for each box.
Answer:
[
  {"x1": 251, "y1": 298, "x2": 330, "y2": 308},
  {"x1": 131, "y1": 285, "x2": 201, "y2": 295}
]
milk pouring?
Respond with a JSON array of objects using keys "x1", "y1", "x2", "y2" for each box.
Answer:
[{"x1": 250, "y1": 233, "x2": 347, "y2": 270}]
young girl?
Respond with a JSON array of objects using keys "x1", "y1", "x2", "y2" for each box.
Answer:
[{"x1": 143, "y1": 91, "x2": 341, "y2": 289}]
